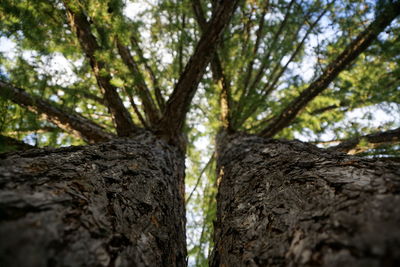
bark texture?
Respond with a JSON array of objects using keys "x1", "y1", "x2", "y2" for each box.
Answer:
[
  {"x1": 211, "y1": 132, "x2": 400, "y2": 266},
  {"x1": 158, "y1": 0, "x2": 238, "y2": 141},
  {"x1": 0, "y1": 132, "x2": 186, "y2": 267}
]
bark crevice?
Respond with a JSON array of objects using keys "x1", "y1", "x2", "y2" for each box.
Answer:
[
  {"x1": 212, "y1": 132, "x2": 400, "y2": 266},
  {"x1": 0, "y1": 132, "x2": 187, "y2": 267}
]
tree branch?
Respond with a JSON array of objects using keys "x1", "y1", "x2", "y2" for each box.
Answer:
[
  {"x1": 192, "y1": 0, "x2": 208, "y2": 30},
  {"x1": 178, "y1": 13, "x2": 186, "y2": 76},
  {"x1": 158, "y1": 0, "x2": 239, "y2": 140},
  {"x1": 259, "y1": 2, "x2": 400, "y2": 138},
  {"x1": 191, "y1": 0, "x2": 233, "y2": 130},
  {"x1": 130, "y1": 36, "x2": 165, "y2": 112},
  {"x1": 241, "y1": 1, "x2": 269, "y2": 92},
  {"x1": 244, "y1": 0, "x2": 296, "y2": 95},
  {"x1": 310, "y1": 101, "x2": 350, "y2": 115},
  {"x1": 63, "y1": 1, "x2": 138, "y2": 137},
  {"x1": 0, "y1": 80, "x2": 114, "y2": 143},
  {"x1": 123, "y1": 87, "x2": 148, "y2": 128},
  {"x1": 116, "y1": 40, "x2": 160, "y2": 126},
  {"x1": 185, "y1": 153, "x2": 214, "y2": 204},
  {"x1": 328, "y1": 127, "x2": 400, "y2": 154},
  {"x1": 263, "y1": 6, "x2": 329, "y2": 94},
  {"x1": 235, "y1": 4, "x2": 329, "y2": 128},
  {"x1": 233, "y1": 0, "x2": 296, "y2": 128}
]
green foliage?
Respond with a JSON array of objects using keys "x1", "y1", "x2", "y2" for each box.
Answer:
[{"x1": 1, "y1": 0, "x2": 399, "y2": 265}]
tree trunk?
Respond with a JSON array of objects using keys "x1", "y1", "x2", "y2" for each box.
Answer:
[
  {"x1": 211, "y1": 132, "x2": 400, "y2": 266},
  {"x1": 0, "y1": 132, "x2": 186, "y2": 267}
]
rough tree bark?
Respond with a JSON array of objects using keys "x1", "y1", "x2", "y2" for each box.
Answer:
[
  {"x1": 157, "y1": 0, "x2": 238, "y2": 140},
  {"x1": 211, "y1": 132, "x2": 400, "y2": 266},
  {"x1": 0, "y1": 131, "x2": 186, "y2": 267}
]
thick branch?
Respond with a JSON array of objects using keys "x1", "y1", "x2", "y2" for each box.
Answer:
[
  {"x1": 328, "y1": 127, "x2": 400, "y2": 154},
  {"x1": 116, "y1": 40, "x2": 160, "y2": 125},
  {"x1": 259, "y1": 3, "x2": 400, "y2": 138},
  {"x1": 64, "y1": 1, "x2": 138, "y2": 137},
  {"x1": 0, "y1": 80, "x2": 114, "y2": 143},
  {"x1": 158, "y1": 0, "x2": 239, "y2": 140}
]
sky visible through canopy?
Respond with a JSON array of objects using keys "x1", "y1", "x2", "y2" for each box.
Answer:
[{"x1": 1, "y1": 0, "x2": 399, "y2": 265}]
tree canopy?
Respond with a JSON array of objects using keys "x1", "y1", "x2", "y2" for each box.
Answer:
[{"x1": 1, "y1": 0, "x2": 399, "y2": 265}]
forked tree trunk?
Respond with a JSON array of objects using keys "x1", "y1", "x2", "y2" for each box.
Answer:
[
  {"x1": 0, "y1": 132, "x2": 186, "y2": 267},
  {"x1": 211, "y1": 132, "x2": 400, "y2": 266}
]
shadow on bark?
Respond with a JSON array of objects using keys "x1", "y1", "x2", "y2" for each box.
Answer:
[
  {"x1": 212, "y1": 132, "x2": 400, "y2": 266},
  {"x1": 0, "y1": 132, "x2": 186, "y2": 267}
]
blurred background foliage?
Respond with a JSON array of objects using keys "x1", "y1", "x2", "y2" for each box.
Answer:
[{"x1": 1, "y1": 0, "x2": 399, "y2": 265}]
